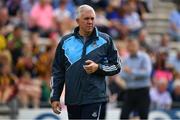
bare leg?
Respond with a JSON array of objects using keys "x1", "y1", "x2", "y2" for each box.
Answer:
[
  {"x1": 2, "y1": 87, "x2": 13, "y2": 103},
  {"x1": 18, "y1": 91, "x2": 29, "y2": 108}
]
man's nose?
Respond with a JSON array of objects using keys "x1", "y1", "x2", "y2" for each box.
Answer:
[{"x1": 87, "y1": 19, "x2": 93, "y2": 24}]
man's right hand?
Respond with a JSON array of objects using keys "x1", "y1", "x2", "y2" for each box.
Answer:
[{"x1": 51, "y1": 101, "x2": 61, "y2": 114}]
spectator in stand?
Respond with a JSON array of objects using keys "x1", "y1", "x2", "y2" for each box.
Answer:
[
  {"x1": 138, "y1": 28, "x2": 152, "y2": 52},
  {"x1": 167, "y1": 49, "x2": 180, "y2": 73},
  {"x1": 21, "y1": 0, "x2": 38, "y2": 27},
  {"x1": 6, "y1": 0, "x2": 24, "y2": 26},
  {"x1": 0, "y1": 53, "x2": 18, "y2": 104},
  {"x1": 52, "y1": 0, "x2": 76, "y2": 19},
  {"x1": 95, "y1": 8, "x2": 110, "y2": 34},
  {"x1": 15, "y1": 42, "x2": 35, "y2": 77},
  {"x1": 106, "y1": 0, "x2": 120, "y2": 20},
  {"x1": 21, "y1": 0, "x2": 37, "y2": 15},
  {"x1": 0, "y1": 6, "x2": 13, "y2": 36},
  {"x1": 54, "y1": 0, "x2": 71, "y2": 22},
  {"x1": 0, "y1": 7, "x2": 9, "y2": 28},
  {"x1": 18, "y1": 72, "x2": 41, "y2": 108},
  {"x1": 160, "y1": 34, "x2": 171, "y2": 50},
  {"x1": 135, "y1": 0, "x2": 151, "y2": 21},
  {"x1": 124, "y1": 1, "x2": 143, "y2": 35},
  {"x1": 0, "y1": 0, "x2": 6, "y2": 7},
  {"x1": 29, "y1": 0, "x2": 54, "y2": 37},
  {"x1": 0, "y1": 26, "x2": 7, "y2": 51},
  {"x1": 6, "y1": 0, "x2": 21, "y2": 17},
  {"x1": 0, "y1": 52, "x2": 19, "y2": 119},
  {"x1": 38, "y1": 71, "x2": 51, "y2": 104},
  {"x1": 7, "y1": 24, "x2": 24, "y2": 67},
  {"x1": 145, "y1": 0, "x2": 153, "y2": 12},
  {"x1": 150, "y1": 79, "x2": 172, "y2": 110},
  {"x1": 153, "y1": 51, "x2": 173, "y2": 85},
  {"x1": 169, "y1": 2, "x2": 180, "y2": 41},
  {"x1": 114, "y1": 38, "x2": 128, "y2": 61},
  {"x1": 107, "y1": 4, "x2": 129, "y2": 39},
  {"x1": 53, "y1": 0, "x2": 71, "y2": 22},
  {"x1": 171, "y1": 79, "x2": 180, "y2": 102},
  {"x1": 35, "y1": 44, "x2": 53, "y2": 77},
  {"x1": 29, "y1": 32, "x2": 40, "y2": 54},
  {"x1": 53, "y1": 0, "x2": 74, "y2": 36}
]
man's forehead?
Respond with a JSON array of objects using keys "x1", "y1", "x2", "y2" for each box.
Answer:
[{"x1": 81, "y1": 10, "x2": 95, "y2": 17}]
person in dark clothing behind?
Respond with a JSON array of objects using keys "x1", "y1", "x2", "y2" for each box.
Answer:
[
  {"x1": 50, "y1": 4, "x2": 121, "y2": 119},
  {"x1": 7, "y1": 24, "x2": 24, "y2": 66},
  {"x1": 0, "y1": 53, "x2": 19, "y2": 119},
  {"x1": 119, "y1": 39, "x2": 152, "y2": 119}
]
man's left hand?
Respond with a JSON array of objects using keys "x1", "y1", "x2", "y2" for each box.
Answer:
[{"x1": 83, "y1": 60, "x2": 98, "y2": 74}]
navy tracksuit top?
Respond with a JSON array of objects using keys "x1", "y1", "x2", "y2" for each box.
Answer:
[{"x1": 50, "y1": 27, "x2": 121, "y2": 105}]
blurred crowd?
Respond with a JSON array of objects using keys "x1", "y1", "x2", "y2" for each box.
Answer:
[{"x1": 0, "y1": 0, "x2": 180, "y2": 113}]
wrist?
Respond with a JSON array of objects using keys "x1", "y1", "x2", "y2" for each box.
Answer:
[
  {"x1": 50, "y1": 98, "x2": 60, "y2": 104},
  {"x1": 95, "y1": 63, "x2": 99, "y2": 70}
]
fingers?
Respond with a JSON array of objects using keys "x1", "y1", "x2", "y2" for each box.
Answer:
[
  {"x1": 84, "y1": 69, "x2": 93, "y2": 74},
  {"x1": 83, "y1": 64, "x2": 93, "y2": 74},
  {"x1": 83, "y1": 66, "x2": 92, "y2": 74},
  {"x1": 84, "y1": 60, "x2": 94, "y2": 68},
  {"x1": 83, "y1": 60, "x2": 98, "y2": 74},
  {"x1": 84, "y1": 60, "x2": 93, "y2": 71},
  {"x1": 85, "y1": 60, "x2": 93, "y2": 65},
  {"x1": 51, "y1": 101, "x2": 61, "y2": 114},
  {"x1": 83, "y1": 64, "x2": 92, "y2": 69},
  {"x1": 52, "y1": 107, "x2": 61, "y2": 114}
]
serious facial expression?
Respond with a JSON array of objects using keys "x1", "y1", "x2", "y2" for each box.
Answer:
[{"x1": 77, "y1": 9, "x2": 95, "y2": 35}]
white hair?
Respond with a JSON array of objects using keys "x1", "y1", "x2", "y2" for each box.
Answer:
[{"x1": 76, "y1": 4, "x2": 95, "y2": 19}]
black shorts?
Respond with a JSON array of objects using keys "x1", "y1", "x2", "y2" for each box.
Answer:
[{"x1": 67, "y1": 102, "x2": 107, "y2": 119}]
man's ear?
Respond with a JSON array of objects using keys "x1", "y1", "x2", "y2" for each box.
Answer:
[{"x1": 76, "y1": 18, "x2": 79, "y2": 24}]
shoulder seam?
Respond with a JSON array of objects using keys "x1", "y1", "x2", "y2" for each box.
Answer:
[{"x1": 98, "y1": 32, "x2": 110, "y2": 42}]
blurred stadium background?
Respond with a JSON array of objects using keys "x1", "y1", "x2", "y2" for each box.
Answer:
[{"x1": 1, "y1": 0, "x2": 180, "y2": 119}]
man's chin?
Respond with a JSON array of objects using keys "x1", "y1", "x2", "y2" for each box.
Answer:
[{"x1": 85, "y1": 29, "x2": 93, "y2": 34}]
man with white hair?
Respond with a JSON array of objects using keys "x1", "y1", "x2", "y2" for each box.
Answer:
[{"x1": 50, "y1": 4, "x2": 121, "y2": 119}]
